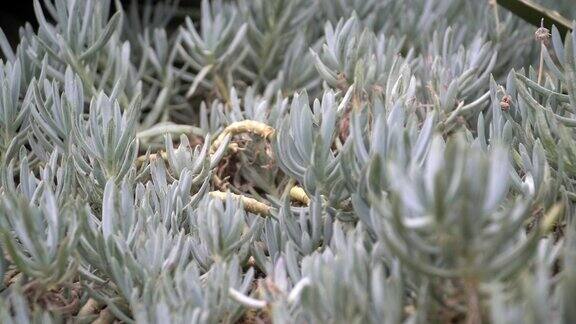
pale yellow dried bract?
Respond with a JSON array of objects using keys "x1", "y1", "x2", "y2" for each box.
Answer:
[
  {"x1": 210, "y1": 120, "x2": 276, "y2": 154},
  {"x1": 290, "y1": 186, "x2": 311, "y2": 206},
  {"x1": 136, "y1": 120, "x2": 311, "y2": 214},
  {"x1": 209, "y1": 191, "x2": 271, "y2": 216}
]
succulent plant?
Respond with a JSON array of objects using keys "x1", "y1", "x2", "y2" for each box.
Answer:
[{"x1": 0, "y1": 0, "x2": 575, "y2": 322}]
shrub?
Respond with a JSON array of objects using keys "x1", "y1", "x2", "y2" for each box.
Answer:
[{"x1": 0, "y1": 0, "x2": 575, "y2": 322}]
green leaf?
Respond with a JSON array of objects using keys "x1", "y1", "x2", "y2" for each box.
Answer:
[
  {"x1": 80, "y1": 11, "x2": 122, "y2": 60},
  {"x1": 496, "y1": 0, "x2": 572, "y2": 37}
]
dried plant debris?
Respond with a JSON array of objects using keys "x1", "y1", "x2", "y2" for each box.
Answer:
[{"x1": 0, "y1": 0, "x2": 575, "y2": 322}]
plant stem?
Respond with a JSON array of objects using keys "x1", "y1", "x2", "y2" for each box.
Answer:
[
  {"x1": 78, "y1": 298, "x2": 101, "y2": 317},
  {"x1": 538, "y1": 43, "x2": 545, "y2": 85},
  {"x1": 210, "y1": 191, "x2": 271, "y2": 216},
  {"x1": 464, "y1": 278, "x2": 483, "y2": 324},
  {"x1": 489, "y1": 0, "x2": 501, "y2": 39},
  {"x1": 137, "y1": 120, "x2": 312, "y2": 208},
  {"x1": 210, "y1": 120, "x2": 275, "y2": 154},
  {"x1": 214, "y1": 74, "x2": 231, "y2": 105}
]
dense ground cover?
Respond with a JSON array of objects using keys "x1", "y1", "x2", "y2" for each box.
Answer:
[{"x1": 0, "y1": 0, "x2": 575, "y2": 322}]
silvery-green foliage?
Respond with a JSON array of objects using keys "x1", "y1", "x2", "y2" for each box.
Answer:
[
  {"x1": 178, "y1": 0, "x2": 247, "y2": 96},
  {"x1": 215, "y1": 87, "x2": 272, "y2": 125},
  {"x1": 132, "y1": 258, "x2": 254, "y2": 324},
  {"x1": 78, "y1": 179, "x2": 139, "y2": 279},
  {"x1": 72, "y1": 93, "x2": 140, "y2": 198},
  {"x1": 203, "y1": 87, "x2": 286, "y2": 136},
  {"x1": 0, "y1": 188, "x2": 82, "y2": 289},
  {"x1": 131, "y1": 264, "x2": 213, "y2": 324},
  {"x1": 236, "y1": 226, "x2": 404, "y2": 324},
  {"x1": 2, "y1": 150, "x2": 76, "y2": 209},
  {"x1": 199, "y1": 87, "x2": 288, "y2": 134},
  {"x1": 477, "y1": 77, "x2": 553, "y2": 203},
  {"x1": 311, "y1": 15, "x2": 408, "y2": 93},
  {"x1": 162, "y1": 133, "x2": 224, "y2": 181},
  {"x1": 472, "y1": 7, "x2": 536, "y2": 77},
  {"x1": 1, "y1": 0, "x2": 576, "y2": 321},
  {"x1": 267, "y1": 33, "x2": 321, "y2": 95},
  {"x1": 429, "y1": 2, "x2": 537, "y2": 78},
  {"x1": 273, "y1": 91, "x2": 349, "y2": 207},
  {"x1": 488, "y1": 220, "x2": 576, "y2": 323},
  {"x1": 418, "y1": 27, "x2": 496, "y2": 127},
  {"x1": 0, "y1": 59, "x2": 26, "y2": 157},
  {"x1": 368, "y1": 137, "x2": 538, "y2": 280},
  {"x1": 251, "y1": 192, "x2": 333, "y2": 272},
  {"x1": 29, "y1": 0, "x2": 135, "y2": 101},
  {"x1": 137, "y1": 28, "x2": 186, "y2": 129},
  {"x1": 557, "y1": 220, "x2": 576, "y2": 322},
  {"x1": 297, "y1": 225, "x2": 404, "y2": 324},
  {"x1": 121, "y1": 0, "x2": 179, "y2": 52},
  {"x1": 119, "y1": 0, "x2": 184, "y2": 126},
  {"x1": 0, "y1": 24, "x2": 39, "y2": 85},
  {"x1": 341, "y1": 96, "x2": 434, "y2": 189},
  {"x1": 477, "y1": 77, "x2": 516, "y2": 148},
  {"x1": 245, "y1": 257, "x2": 301, "y2": 322},
  {"x1": 188, "y1": 194, "x2": 261, "y2": 270},
  {"x1": 514, "y1": 25, "x2": 576, "y2": 204},
  {"x1": 327, "y1": 68, "x2": 416, "y2": 198},
  {"x1": 488, "y1": 237, "x2": 559, "y2": 323},
  {"x1": 319, "y1": 0, "x2": 457, "y2": 48},
  {"x1": 275, "y1": 193, "x2": 333, "y2": 256},
  {"x1": 78, "y1": 178, "x2": 197, "y2": 321},
  {"x1": 140, "y1": 159, "x2": 208, "y2": 232},
  {"x1": 384, "y1": 0, "x2": 461, "y2": 51},
  {"x1": 251, "y1": 217, "x2": 293, "y2": 274},
  {"x1": 76, "y1": 165, "x2": 210, "y2": 319},
  {"x1": 523, "y1": 24, "x2": 576, "y2": 121},
  {"x1": 29, "y1": 67, "x2": 84, "y2": 155},
  {"x1": 319, "y1": 0, "x2": 388, "y2": 26},
  {"x1": 343, "y1": 99, "x2": 436, "y2": 229},
  {"x1": 0, "y1": 285, "x2": 57, "y2": 324},
  {"x1": 239, "y1": 0, "x2": 317, "y2": 89}
]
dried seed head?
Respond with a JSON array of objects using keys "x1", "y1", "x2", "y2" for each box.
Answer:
[
  {"x1": 535, "y1": 20, "x2": 550, "y2": 43},
  {"x1": 336, "y1": 73, "x2": 349, "y2": 91},
  {"x1": 339, "y1": 111, "x2": 351, "y2": 142},
  {"x1": 500, "y1": 94, "x2": 512, "y2": 112},
  {"x1": 535, "y1": 27, "x2": 550, "y2": 42}
]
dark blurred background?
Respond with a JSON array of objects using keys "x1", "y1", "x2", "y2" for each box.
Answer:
[
  {"x1": 2, "y1": 1, "x2": 574, "y2": 52},
  {"x1": 0, "y1": 0, "x2": 202, "y2": 50},
  {"x1": 0, "y1": 3, "x2": 36, "y2": 47}
]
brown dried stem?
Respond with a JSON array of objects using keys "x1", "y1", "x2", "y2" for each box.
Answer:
[
  {"x1": 210, "y1": 120, "x2": 275, "y2": 154},
  {"x1": 136, "y1": 120, "x2": 312, "y2": 210},
  {"x1": 209, "y1": 191, "x2": 271, "y2": 216}
]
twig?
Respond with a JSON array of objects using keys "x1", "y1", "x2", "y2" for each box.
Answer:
[
  {"x1": 496, "y1": 0, "x2": 572, "y2": 38},
  {"x1": 229, "y1": 288, "x2": 267, "y2": 309},
  {"x1": 214, "y1": 74, "x2": 231, "y2": 105},
  {"x1": 210, "y1": 120, "x2": 275, "y2": 154},
  {"x1": 464, "y1": 279, "x2": 483, "y2": 324},
  {"x1": 93, "y1": 307, "x2": 114, "y2": 324},
  {"x1": 136, "y1": 151, "x2": 167, "y2": 165},
  {"x1": 535, "y1": 19, "x2": 550, "y2": 85},
  {"x1": 541, "y1": 203, "x2": 564, "y2": 235},
  {"x1": 78, "y1": 298, "x2": 101, "y2": 317},
  {"x1": 209, "y1": 191, "x2": 271, "y2": 216},
  {"x1": 136, "y1": 120, "x2": 312, "y2": 208},
  {"x1": 136, "y1": 124, "x2": 203, "y2": 140},
  {"x1": 488, "y1": 0, "x2": 501, "y2": 37}
]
